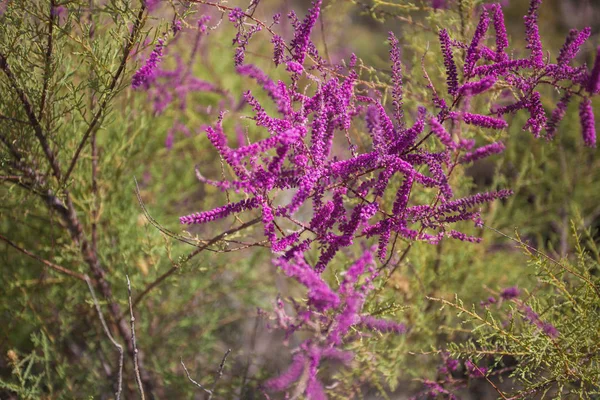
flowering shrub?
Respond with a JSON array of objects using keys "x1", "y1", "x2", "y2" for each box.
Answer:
[{"x1": 1, "y1": 0, "x2": 599, "y2": 398}]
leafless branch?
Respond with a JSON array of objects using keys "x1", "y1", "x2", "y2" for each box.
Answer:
[
  {"x1": 180, "y1": 359, "x2": 212, "y2": 395},
  {"x1": 0, "y1": 233, "x2": 88, "y2": 281},
  {"x1": 127, "y1": 275, "x2": 146, "y2": 400},
  {"x1": 38, "y1": 0, "x2": 56, "y2": 121},
  {"x1": 208, "y1": 348, "x2": 232, "y2": 400},
  {"x1": 85, "y1": 276, "x2": 124, "y2": 400},
  {"x1": 180, "y1": 348, "x2": 232, "y2": 399}
]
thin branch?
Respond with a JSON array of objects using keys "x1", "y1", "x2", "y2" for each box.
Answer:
[
  {"x1": 127, "y1": 275, "x2": 146, "y2": 400},
  {"x1": 0, "y1": 114, "x2": 31, "y2": 125},
  {"x1": 132, "y1": 215, "x2": 261, "y2": 309},
  {"x1": 91, "y1": 131, "x2": 99, "y2": 252},
  {"x1": 180, "y1": 359, "x2": 212, "y2": 395},
  {"x1": 0, "y1": 233, "x2": 88, "y2": 281},
  {"x1": 38, "y1": 0, "x2": 56, "y2": 120},
  {"x1": 62, "y1": 4, "x2": 147, "y2": 184},
  {"x1": 473, "y1": 364, "x2": 509, "y2": 400},
  {"x1": 85, "y1": 276, "x2": 124, "y2": 400},
  {"x1": 208, "y1": 348, "x2": 231, "y2": 400}
]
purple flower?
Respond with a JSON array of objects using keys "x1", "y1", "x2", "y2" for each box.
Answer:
[
  {"x1": 500, "y1": 286, "x2": 520, "y2": 300},
  {"x1": 461, "y1": 141, "x2": 505, "y2": 163},
  {"x1": 489, "y1": 3, "x2": 509, "y2": 61},
  {"x1": 524, "y1": 91, "x2": 547, "y2": 137},
  {"x1": 464, "y1": 9, "x2": 490, "y2": 77},
  {"x1": 453, "y1": 112, "x2": 508, "y2": 129},
  {"x1": 286, "y1": 61, "x2": 304, "y2": 74},
  {"x1": 521, "y1": 305, "x2": 559, "y2": 338},
  {"x1": 180, "y1": 197, "x2": 260, "y2": 225},
  {"x1": 228, "y1": 7, "x2": 244, "y2": 23},
  {"x1": 579, "y1": 98, "x2": 596, "y2": 148},
  {"x1": 587, "y1": 46, "x2": 600, "y2": 95},
  {"x1": 289, "y1": 0, "x2": 322, "y2": 64},
  {"x1": 524, "y1": 0, "x2": 543, "y2": 67},
  {"x1": 271, "y1": 35, "x2": 286, "y2": 66},
  {"x1": 131, "y1": 39, "x2": 165, "y2": 89},
  {"x1": 359, "y1": 315, "x2": 407, "y2": 334},
  {"x1": 458, "y1": 76, "x2": 497, "y2": 96},
  {"x1": 545, "y1": 92, "x2": 571, "y2": 139},
  {"x1": 556, "y1": 28, "x2": 591, "y2": 67},
  {"x1": 264, "y1": 354, "x2": 306, "y2": 391},
  {"x1": 274, "y1": 254, "x2": 341, "y2": 311},
  {"x1": 439, "y1": 29, "x2": 458, "y2": 96}
]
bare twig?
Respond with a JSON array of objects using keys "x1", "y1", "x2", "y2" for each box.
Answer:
[
  {"x1": 0, "y1": 233, "x2": 88, "y2": 281},
  {"x1": 208, "y1": 348, "x2": 232, "y2": 400},
  {"x1": 85, "y1": 276, "x2": 124, "y2": 400},
  {"x1": 127, "y1": 275, "x2": 146, "y2": 400},
  {"x1": 180, "y1": 348, "x2": 231, "y2": 399},
  {"x1": 473, "y1": 364, "x2": 509, "y2": 400},
  {"x1": 132, "y1": 177, "x2": 262, "y2": 308},
  {"x1": 180, "y1": 359, "x2": 212, "y2": 395},
  {"x1": 38, "y1": 0, "x2": 56, "y2": 120}
]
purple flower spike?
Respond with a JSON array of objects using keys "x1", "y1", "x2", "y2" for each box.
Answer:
[
  {"x1": 132, "y1": 38, "x2": 165, "y2": 89},
  {"x1": 464, "y1": 9, "x2": 490, "y2": 77},
  {"x1": 360, "y1": 315, "x2": 407, "y2": 334},
  {"x1": 587, "y1": 46, "x2": 600, "y2": 95},
  {"x1": 557, "y1": 28, "x2": 590, "y2": 68},
  {"x1": 180, "y1": 197, "x2": 260, "y2": 225},
  {"x1": 579, "y1": 98, "x2": 596, "y2": 148},
  {"x1": 264, "y1": 354, "x2": 306, "y2": 391},
  {"x1": 455, "y1": 112, "x2": 508, "y2": 129},
  {"x1": 461, "y1": 141, "x2": 505, "y2": 163},
  {"x1": 290, "y1": 0, "x2": 322, "y2": 64},
  {"x1": 489, "y1": 3, "x2": 509, "y2": 61},
  {"x1": 458, "y1": 76, "x2": 496, "y2": 97},
  {"x1": 524, "y1": 0, "x2": 543, "y2": 67},
  {"x1": 439, "y1": 29, "x2": 458, "y2": 96},
  {"x1": 545, "y1": 92, "x2": 571, "y2": 139}
]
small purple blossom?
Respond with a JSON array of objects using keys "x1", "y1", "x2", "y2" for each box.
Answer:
[
  {"x1": 500, "y1": 286, "x2": 520, "y2": 300},
  {"x1": 131, "y1": 39, "x2": 165, "y2": 89}
]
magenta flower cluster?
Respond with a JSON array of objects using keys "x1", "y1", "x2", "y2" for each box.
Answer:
[
  {"x1": 264, "y1": 248, "x2": 405, "y2": 398},
  {"x1": 131, "y1": 0, "x2": 598, "y2": 397}
]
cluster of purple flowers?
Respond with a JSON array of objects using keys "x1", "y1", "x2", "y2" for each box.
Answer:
[
  {"x1": 131, "y1": 0, "x2": 597, "y2": 397},
  {"x1": 263, "y1": 248, "x2": 406, "y2": 398},
  {"x1": 433, "y1": 0, "x2": 599, "y2": 146}
]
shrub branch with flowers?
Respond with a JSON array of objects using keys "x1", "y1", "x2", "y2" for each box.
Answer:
[{"x1": 1, "y1": 0, "x2": 599, "y2": 398}]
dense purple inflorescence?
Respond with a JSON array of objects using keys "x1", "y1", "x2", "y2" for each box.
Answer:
[{"x1": 130, "y1": 0, "x2": 598, "y2": 397}]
